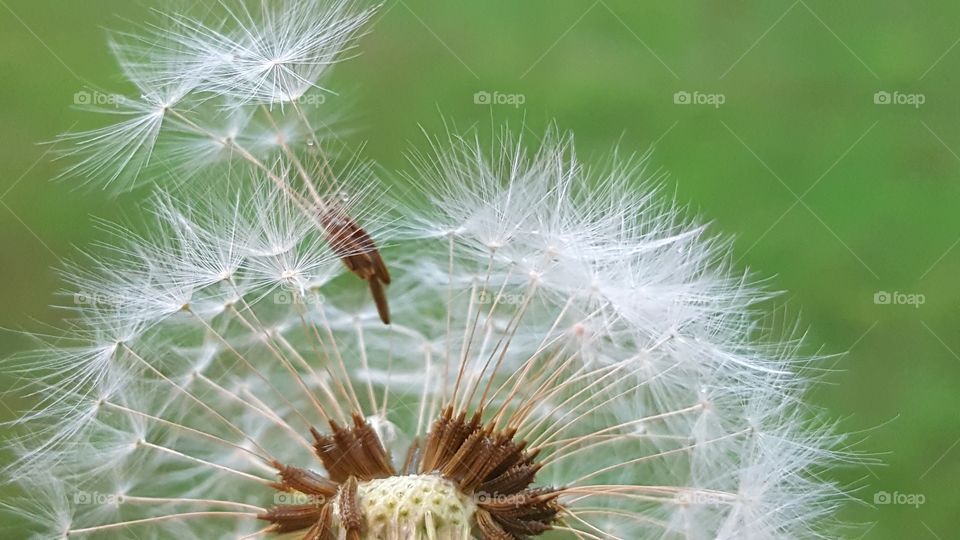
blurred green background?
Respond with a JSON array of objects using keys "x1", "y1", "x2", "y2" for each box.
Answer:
[{"x1": 0, "y1": 1, "x2": 956, "y2": 538}]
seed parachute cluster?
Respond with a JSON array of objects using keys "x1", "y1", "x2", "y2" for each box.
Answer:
[{"x1": 3, "y1": 1, "x2": 851, "y2": 539}]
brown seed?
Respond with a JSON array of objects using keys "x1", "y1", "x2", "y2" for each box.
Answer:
[
  {"x1": 319, "y1": 206, "x2": 391, "y2": 324},
  {"x1": 271, "y1": 460, "x2": 339, "y2": 498},
  {"x1": 301, "y1": 504, "x2": 335, "y2": 540},
  {"x1": 339, "y1": 476, "x2": 364, "y2": 540},
  {"x1": 475, "y1": 509, "x2": 514, "y2": 540},
  {"x1": 258, "y1": 503, "x2": 326, "y2": 533}
]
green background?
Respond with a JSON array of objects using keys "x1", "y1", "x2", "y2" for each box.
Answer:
[{"x1": 0, "y1": 1, "x2": 956, "y2": 538}]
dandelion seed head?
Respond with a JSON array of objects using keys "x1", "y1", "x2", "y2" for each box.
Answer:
[
  {"x1": 9, "y1": 129, "x2": 848, "y2": 538},
  {"x1": 8, "y1": 2, "x2": 852, "y2": 538}
]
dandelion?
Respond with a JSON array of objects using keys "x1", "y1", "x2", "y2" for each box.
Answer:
[
  {"x1": 5, "y1": 1, "x2": 851, "y2": 539},
  {"x1": 7, "y1": 132, "x2": 848, "y2": 538}
]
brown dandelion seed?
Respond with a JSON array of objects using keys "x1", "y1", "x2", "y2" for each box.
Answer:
[{"x1": 318, "y1": 206, "x2": 391, "y2": 324}]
